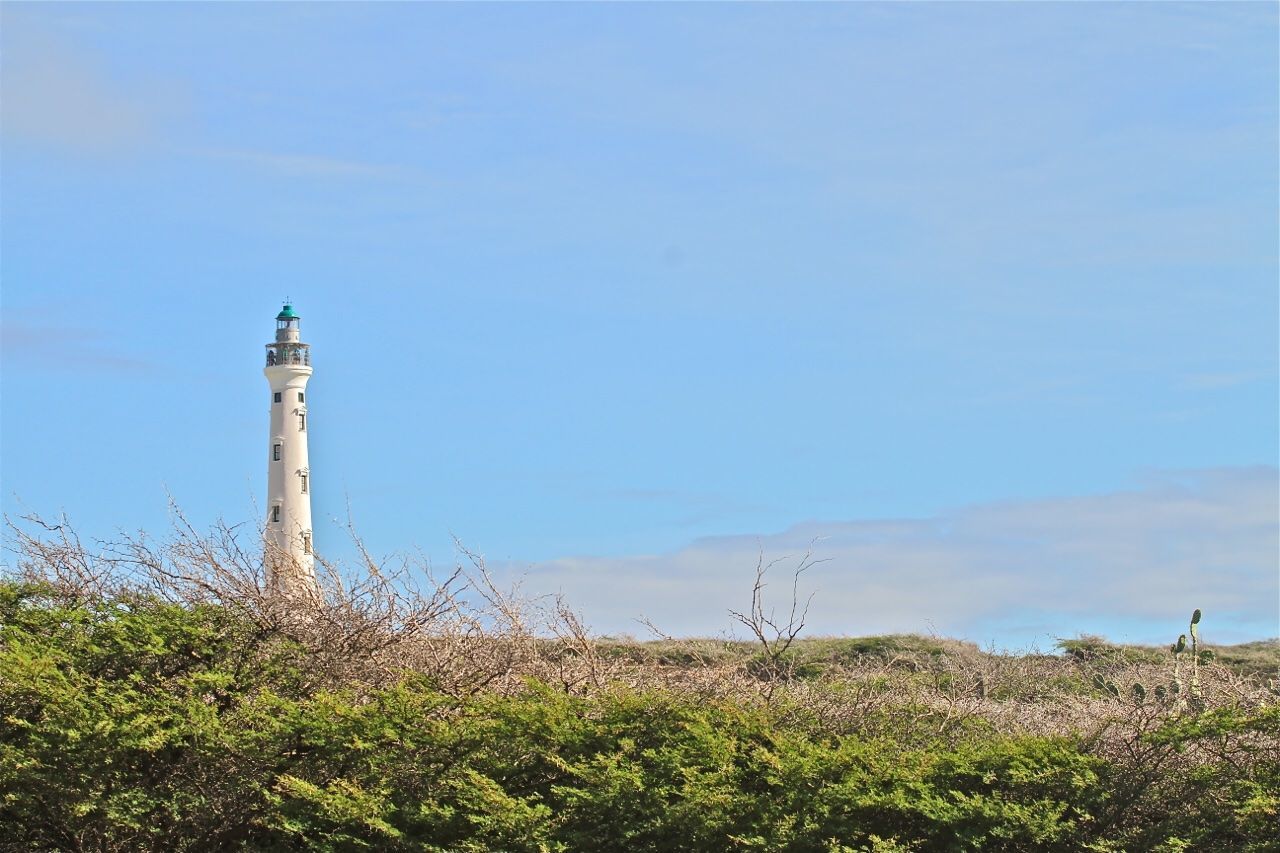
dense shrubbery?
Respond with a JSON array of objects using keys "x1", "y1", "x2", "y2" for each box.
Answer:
[
  {"x1": 3, "y1": 582, "x2": 1278, "y2": 852},
  {"x1": 2, "y1": 517, "x2": 1277, "y2": 851}
]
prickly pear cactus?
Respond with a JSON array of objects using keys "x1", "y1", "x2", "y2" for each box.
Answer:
[
  {"x1": 1091, "y1": 673, "x2": 1122, "y2": 700},
  {"x1": 1168, "y1": 610, "x2": 1207, "y2": 714},
  {"x1": 1171, "y1": 633, "x2": 1186, "y2": 707},
  {"x1": 1188, "y1": 609, "x2": 1204, "y2": 711}
]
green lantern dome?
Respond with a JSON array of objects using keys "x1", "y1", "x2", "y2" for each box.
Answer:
[{"x1": 277, "y1": 304, "x2": 299, "y2": 320}]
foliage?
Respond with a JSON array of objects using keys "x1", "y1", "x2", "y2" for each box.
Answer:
[{"x1": 2, "y1": 581, "x2": 1277, "y2": 852}]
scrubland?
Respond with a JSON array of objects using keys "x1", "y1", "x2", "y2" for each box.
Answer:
[{"x1": 2, "y1": 514, "x2": 1277, "y2": 852}]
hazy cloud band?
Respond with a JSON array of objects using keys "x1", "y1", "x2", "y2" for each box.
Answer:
[{"x1": 499, "y1": 467, "x2": 1279, "y2": 648}]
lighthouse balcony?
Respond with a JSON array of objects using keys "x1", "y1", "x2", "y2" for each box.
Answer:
[{"x1": 266, "y1": 343, "x2": 311, "y2": 367}]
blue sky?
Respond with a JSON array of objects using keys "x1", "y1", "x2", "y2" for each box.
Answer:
[{"x1": 2, "y1": 2, "x2": 1276, "y2": 647}]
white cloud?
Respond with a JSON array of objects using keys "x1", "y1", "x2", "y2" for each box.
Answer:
[{"x1": 497, "y1": 467, "x2": 1279, "y2": 648}]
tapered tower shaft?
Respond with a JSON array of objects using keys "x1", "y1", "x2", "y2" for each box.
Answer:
[{"x1": 263, "y1": 304, "x2": 316, "y2": 594}]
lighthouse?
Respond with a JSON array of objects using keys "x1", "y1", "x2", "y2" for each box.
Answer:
[{"x1": 264, "y1": 303, "x2": 316, "y2": 594}]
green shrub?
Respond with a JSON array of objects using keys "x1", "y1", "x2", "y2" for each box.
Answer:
[{"x1": 2, "y1": 582, "x2": 1275, "y2": 852}]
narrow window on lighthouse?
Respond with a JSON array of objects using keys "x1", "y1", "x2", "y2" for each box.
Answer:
[
  {"x1": 273, "y1": 444, "x2": 281, "y2": 461},
  {"x1": 298, "y1": 392, "x2": 305, "y2": 403},
  {"x1": 303, "y1": 532, "x2": 312, "y2": 554},
  {"x1": 271, "y1": 505, "x2": 280, "y2": 523},
  {"x1": 273, "y1": 392, "x2": 282, "y2": 403},
  {"x1": 300, "y1": 473, "x2": 308, "y2": 494},
  {"x1": 299, "y1": 414, "x2": 306, "y2": 431}
]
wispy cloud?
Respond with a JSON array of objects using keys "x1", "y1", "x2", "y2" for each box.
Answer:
[
  {"x1": 1178, "y1": 371, "x2": 1270, "y2": 391},
  {"x1": 0, "y1": 17, "x2": 392, "y2": 182},
  {"x1": 0, "y1": 19, "x2": 179, "y2": 153},
  {"x1": 498, "y1": 467, "x2": 1279, "y2": 648},
  {"x1": 600, "y1": 487, "x2": 772, "y2": 527},
  {"x1": 1, "y1": 322, "x2": 153, "y2": 373},
  {"x1": 189, "y1": 147, "x2": 403, "y2": 179}
]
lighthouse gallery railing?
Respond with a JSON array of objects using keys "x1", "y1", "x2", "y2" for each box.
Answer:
[{"x1": 265, "y1": 344, "x2": 311, "y2": 367}]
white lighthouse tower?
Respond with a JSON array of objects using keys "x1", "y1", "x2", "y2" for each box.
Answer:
[{"x1": 263, "y1": 303, "x2": 316, "y2": 595}]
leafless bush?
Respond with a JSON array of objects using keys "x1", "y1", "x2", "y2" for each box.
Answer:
[
  {"x1": 728, "y1": 546, "x2": 824, "y2": 701},
  {"x1": 5, "y1": 509, "x2": 554, "y2": 697}
]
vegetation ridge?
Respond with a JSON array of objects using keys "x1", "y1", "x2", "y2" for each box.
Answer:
[{"x1": 2, "y1": 515, "x2": 1276, "y2": 851}]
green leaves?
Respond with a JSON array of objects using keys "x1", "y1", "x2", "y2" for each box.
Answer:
[{"x1": 1, "y1": 583, "x2": 1275, "y2": 852}]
